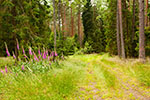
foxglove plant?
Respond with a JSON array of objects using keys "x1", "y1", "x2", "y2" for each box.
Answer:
[
  {"x1": 5, "y1": 66, "x2": 8, "y2": 73},
  {"x1": 21, "y1": 65, "x2": 25, "y2": 71},
  {"x1": 1, "y1": 70, "x2": 4, "y2": 74},
  {"x1": 22, "y1": 46, "x2": 25, "y2": 54},
  {"x1": 42, "y1": 51, "x2": 47, "y2": 59},
  {"x1": 12, "y1": 52, "x2": 16, "y2": 59},
  {"x1": 55, "y1": 51, "x2": 58, "y2": 57},
  {"x1": 29, "y1": 47, "x2": 32, "y2": 55},
  {"x1": 33, "y1": 52, "x2": 39, "y2": 62},
  {"x1": 16, "y1": 39, "x2": 19, "y2": 50},
  {"x1": 4, "y1": 42, "x2": 10, "y2": 56}
]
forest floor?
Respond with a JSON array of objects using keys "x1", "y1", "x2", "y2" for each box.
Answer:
[{"x1": 0, "y1": 54, "x2": 150, "y2": 100}]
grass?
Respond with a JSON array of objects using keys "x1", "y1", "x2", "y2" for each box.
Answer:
[
  {"x1": 0, "y1": 57, "x2": 15, "y2": 68},
  {"x1": 0, "y1": 58, "x2": 85, "y2": 100},
  {"x1": 0, "y1": 54, "x2": 150, "y2": 100}
]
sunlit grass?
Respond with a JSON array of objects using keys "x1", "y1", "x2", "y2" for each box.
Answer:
[
  {"x1": 0, "y1": 58, "x2": 85, "y2": 100},
  {"x1": 0, "y1": 54, "x2": 150, "y2": 100}
]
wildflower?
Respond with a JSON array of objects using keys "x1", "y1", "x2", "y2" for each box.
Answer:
[
  {"x1": 49, "y1": 62, "x2": 51, "y2": 65},
  {"x1": 48, "y1": 56, "x2": 50, "y2": 60},
  {"x1": 38, "y1": 49, "x2": 41, "y2": 55},
  {"x1": 46, "y1": 50, "x2": 48, "y2": 56},
  {"x1": 24, "y1": 54, "x2": 27, "y2": 58},
  {"x1": 51, "y1": 51, "x2": 54, "y2": 57},
  {"x1": 21, "y1": 65, "x2": 25, "y2": 70},
  {"x1": 12, "y1": 52, "x2": 16, "y2": 59},
  {"x1": 16, "y1": 39, "x2": 19, "y2": 50},
  {"x1": 33, "y1": 52, "x2": 39, "y2": 61},
  {"x1": 5, "y1": 66, "x2": 8, "y2": 73},
  {"x1": 29, "y1": 47, "x2": 32, "y2": 55},
  {"x1": 1, "y1": 70, "x2": 4, "y2": 74},
  {"x1": 55, "y1": 51, "x2": 58, "y2": 57},
  {"x1": 42, "y1": 51, "x2": 46, "y2": 59},
  {"x1": 5, "y1": 42, "x2": 10, "y2": 56},
  {"x1": 22, "y1": 46, "x2": 25, "y2": 54}
]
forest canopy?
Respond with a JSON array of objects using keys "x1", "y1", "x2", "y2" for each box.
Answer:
[{"x1": 0, "y1": 0, "x2": 150, "y2": 59}]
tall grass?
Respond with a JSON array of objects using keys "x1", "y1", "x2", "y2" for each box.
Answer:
[
  {"x1": 129, "y1": 63, "x2": 150, "y2": 87},
  {"x1": 0, "y1": 59, "x2": 85, "y2": 100}
]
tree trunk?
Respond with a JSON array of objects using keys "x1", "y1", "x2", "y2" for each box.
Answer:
[
  {"x1": 64, "y1": 4, "x2": 67, "y2": 38},
  {"x1": 58, "y1": 0, "x2": 61, "y2": 39},
  {"x1": 78, "y1": 6, "x2": 82, "y2": 47},
  {"x1": 71, "y1": 7, "x2": 74, "y2": 37},
  {"x1": 139, "y1": 0, "x2": 145, "y2": 60},
  {"x1": 117, "y1": 0, "x2": 121, "y2": 57},
  {"x1": 52, "y1": 0, "x2": 57, "y2": 51},
  {"x1": 132, "y1": 0, "x2": 135, "y2": 42},
  {"x1": 61, "y1": 4, "x2": 64, "y2": 37},
  {"x1": 118, "y1": 0, "x2": 125, "y2": 58},
  {"x1": 145, "y1": 0, "x2": 148, "y2": 27}
]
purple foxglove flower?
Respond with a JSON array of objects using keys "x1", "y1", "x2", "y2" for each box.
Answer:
[
  {"x1": 17, "y1": 43, "x2": 19, "y2": 50},
  {"x1": 21, "y1": 65, "x2": 25, "y2": 70},
  {"x1": 38, "y1": 49, "x2": 41, "y2": 55},
  {"x1": 46, "y1": 50, "x2": 48, "y2": 56},
  {"x1": 16, "y1": 39, "x2": 19, "y2": 50},
  {"x1": 55, "y1": 52, "x2": 58, "y2": 57},
  {"x1": 51, "y1": 52, "x2": 54, "y2": 57},
  {"x1": 5, "y1": 66, "x2": 8, "y2": 73},
  {"x1": 6, "y1": 49, "x2": 10, "y2": 56},
  {"x1": 1, "y1": 70, "x2": 4, "y2": 74},
  {"x1": 42, "y1": 52, "x2": 46, "y2": 59},
  {"x1": 5, "y1": 42, "x2": 10, "y2": 56},
  {"x1": 12, "y1": 52, "x2": 16, "y2": 59},
  {"x1": 29, "y1": 48, "x2": 32, "y2": 55},
  {"x1": 24, "y1": 54, "x2": 27, "y2": 58},
  {"x1": 33, "y1": 52, "x2": 39, "y2": 61},
  {"x1": 38, "y1": 55, "x2": 41, "y2": 59},
  {"x1": 22, "y1": 46, "x2": 25, "y2": 54},
  {"x1": 48, "y1": 56, "x2": 50, "y2": 60}
]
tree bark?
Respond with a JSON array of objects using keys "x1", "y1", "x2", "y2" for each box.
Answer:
[
  {"x1": 131, "y1": 0, "x2": 136, "y2": 57},
  {"x1": 58, "y1": 0, "x2": 61, "y2": 39},
  {"x1": 117, "y1": 0, "x2": 121, "y2": 57},
  {"x1": 71, "y1": 7, "x2": 74, "y2": 37},
  {"x1": 52, "y1": 0, "x2": 57, "y2": 51},
  {"x1": 118, "y1": 0, "x2": 125, "y2": 58},
  {"x1": 145, "y1": 0, "x2": 148, "y2": 27},
  {"x1": 78, "y1": 5, "x2": 82, "y2": 47},
  {"x1": 139, "y1": 0, "x2": 145, "y2": 60},
  {"x1": 132, "y1": 0, "x2": 135, "y2": 42}
]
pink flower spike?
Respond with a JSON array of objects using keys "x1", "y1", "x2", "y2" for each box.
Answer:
[
  {"x1": 42, "y1": 52, "x2": 46, "y2": 59},
  {"x1": 55, "y1": 52, "x2": 58, "y2": 57},
  {"x1": 48, "y1": 56, "x2": 50, "y2": 60},
  {"x1": 21, "y1": 65, "x2": 25, "y2": 70},
  {"x1": 12, "y1": 52, "x2": 16, "y2": 59},
  {"x1": 22, "y1": 46, "x2": 25, "y2": 54},
  {"x1": 33, "y1": 52, "x2": 39, "y2": 62},
  {"x1": 16, "y1": 39, "x2": 19, "y2": 50},
  {"x1": 46, "y1": 50, "x2": 48, "y2": 56},
  {"x1": 29, "y1": 47, "x2": 32, "y2": 55},
  {"x1": 24, "y1": 54, "x2": 27, "y2": 58},
  {"x1": 38, "y1": 49, "x2": 41, "y2": 55},
  {"x1": 4, "y1": 42, "x2": 10, "y2": 56},
  {"x1": 1, "y1": 70, "x2": 4, "y2": 74},
  {"x1": 5, "y1": 66, "x2": 8, "y2": 73}
]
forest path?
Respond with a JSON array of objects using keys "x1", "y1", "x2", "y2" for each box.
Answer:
[{"x1": 70, "y1": 54, "x2": 150, "y2": 100}]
